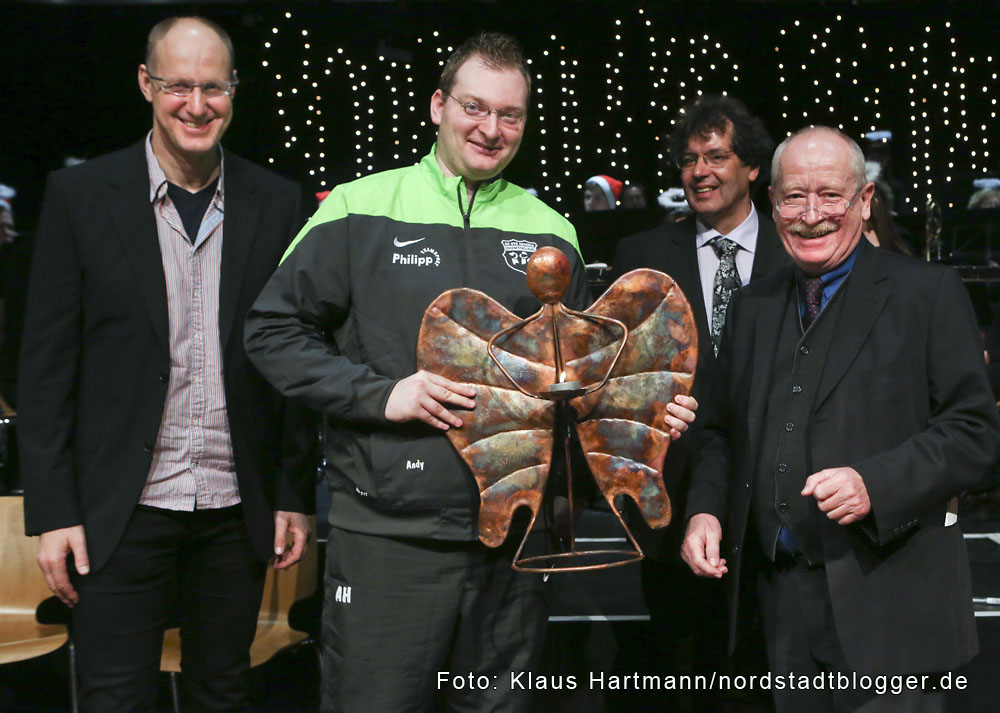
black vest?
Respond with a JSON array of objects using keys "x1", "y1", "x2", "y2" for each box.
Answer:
[{"x1": 753, "y1": 279, "x2": 847, "y2": 564}]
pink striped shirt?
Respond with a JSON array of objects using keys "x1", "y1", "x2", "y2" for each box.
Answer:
[{"x1": 138, "y1": 134, "x2": 241, "y2": 510}]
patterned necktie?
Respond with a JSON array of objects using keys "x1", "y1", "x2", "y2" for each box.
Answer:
[
  {"x1": 799, "y1": 276, "x2": 824, "y2": 330},
  {"x1": 710, "y1": 237, "x2": 741, "y2": 356}
]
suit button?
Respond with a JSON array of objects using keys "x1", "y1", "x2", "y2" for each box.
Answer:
[
  {"x1": 792, "y1": 384, "x2": 802, "y2": 394},
  {"x1": 143, "y1": 442, "x2": 153, "y2": 454},
  {"x1": 800, "y1": 345, "x2": 810, "y2": 355},
  {"x1": 732, "y1": 546, "x2": 740, "y2": 555},
  {"x1": 785, "y1": 422, "x2": 795, "y2": 432},
  {"x1": 745, "y1": 481, "x2": 751, "y2": 489},
  {"x1": 158, "y1": 372, "x2": 168, "y2": 383},
  {"x1": 777, "y1": 463, "x2": 788, "y2": 473},
  {"x1": 778, "y1": 502, "x2": 789, "y2": 513}
]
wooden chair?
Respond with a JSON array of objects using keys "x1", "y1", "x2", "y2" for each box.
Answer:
[
  {"x1": 160, "y1": 516, "x2": 318, "y2": 711},
  {"x1": 0, "y1": 495, "x2": 77, "y2": 711},
  {"x1": 0, "y1": 392, "x2": 14, "y2": 417},
  {"x1": 0, "y1": 398, "x2": 16, "y2": 494},
  {"x1": 0, "y1": 495, "x2": 70, "y2": 664}
]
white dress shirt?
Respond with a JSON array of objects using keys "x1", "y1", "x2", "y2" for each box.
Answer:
[{"x1": 694, "y1": 205, "x2": 760, "y2": 327}]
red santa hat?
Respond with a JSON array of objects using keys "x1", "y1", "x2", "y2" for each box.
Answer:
[{"x1": 586, "y1": 175, "x2": 623, "y2": 208}]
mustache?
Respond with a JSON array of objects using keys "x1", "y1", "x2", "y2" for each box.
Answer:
[{"x1": 788, "y1": 220, "x2": 838, "y2": 239}]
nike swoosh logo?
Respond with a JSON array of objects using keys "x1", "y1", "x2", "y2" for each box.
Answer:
[{"x1": 394, "y1": 237, "x2": 426, "y2": 247}]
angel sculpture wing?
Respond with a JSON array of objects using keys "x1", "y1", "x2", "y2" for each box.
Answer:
[{"x1": 416, "y1": 260, "x2": 697, "y2": 553}]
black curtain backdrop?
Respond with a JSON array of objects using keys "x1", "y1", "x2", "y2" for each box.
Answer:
[{"x1": 2, "y1": 1, "x2": 998, "y2": 228}]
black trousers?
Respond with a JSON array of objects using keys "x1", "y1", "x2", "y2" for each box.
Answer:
[
  {"x1": 321, "y1": 526, "x2": 551, "y2": 713},
  {"x1": 609, "y1": 556, "x2": 733, "y2": 713},
  {"x1": 71, "y1": 505, "x2": 266, "y2": 713},
  {"x1": 757, "y1": 558, "x2": 945, "y2": 713}
]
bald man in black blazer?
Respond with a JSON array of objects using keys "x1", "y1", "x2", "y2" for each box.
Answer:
[{"x1": 18, "y1": 17, "x2": 315, "y2": 712}]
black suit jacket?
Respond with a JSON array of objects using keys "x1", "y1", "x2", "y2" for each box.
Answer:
[
  {"x1": 18, "y1": 141, "x2": 316, "y2": 572},
  {"x1": 612, "y1": 210, "x2": 789, "y2": 554},
  {"x1": 688, "y1": 239, "x2": 1000, "y2": 674}
]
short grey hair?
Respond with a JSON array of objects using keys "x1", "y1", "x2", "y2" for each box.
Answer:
[{"x1": 771, "y1": 126, "x2": 867, "y2": 193}]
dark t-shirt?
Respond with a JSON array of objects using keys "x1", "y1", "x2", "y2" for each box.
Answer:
[{"x1": 166, "y1": 177, "x2": 219, "y2": 243}]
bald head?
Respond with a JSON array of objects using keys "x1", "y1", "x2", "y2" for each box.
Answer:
[
  {"x1": 146, "y1": 17, "x2": 234, "y2": 77},
  {"x1": 772, "y1": 126, "x2": 867, "y2": 193},
  {"x1": 138, "y1": 16, "x2": 236, "y2": 186}
]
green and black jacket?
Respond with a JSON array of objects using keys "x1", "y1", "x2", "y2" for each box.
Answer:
[{"x1": 246, "y1": 145, "x2": 590, "y2": 540}]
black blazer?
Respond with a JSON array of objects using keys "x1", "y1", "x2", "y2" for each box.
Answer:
[
  {"x1": 612, "y1": 211, "x2": 789, "y2": 553},
  {"x1": 688, "y1": 239, "x2": 1000, "y2": 674},
  {"x1": 18, "y1": 141, "x2": 316, "y2": 572}
]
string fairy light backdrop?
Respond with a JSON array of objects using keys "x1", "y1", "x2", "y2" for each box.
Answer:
[{"x1": 252, "y1": 2, "x2": 997, "y2": 216}]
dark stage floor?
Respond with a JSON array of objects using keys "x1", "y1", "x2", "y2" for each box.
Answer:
[{"x1": 2, "y1": 497, "x2": 999, "y2": 713}]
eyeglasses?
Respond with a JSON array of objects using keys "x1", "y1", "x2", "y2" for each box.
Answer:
[
  {"x1": 147, "y1": 72, "x2": 239, "y2": 98},
  {"x1": 776, "y1": 187, "x2": 863, "y2": 220},
  {"x1": 444, "y1": 93, "x2": 525, "y2": 126},
  {"x1": 676, "y1": 150, "x2": 735, "y2": 171}
]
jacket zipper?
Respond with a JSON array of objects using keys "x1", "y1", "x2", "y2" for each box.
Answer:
[{"x1": 456, "y1": 181, "x2": 478, "y2": 287}]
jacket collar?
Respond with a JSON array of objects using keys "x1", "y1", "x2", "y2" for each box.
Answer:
[
  {"x1": 420, "y1": 143, "x2": 506, "y2": 205},
  {"x1": 105, "y1": 140, "x2": 257, "y2": 354},
  {"x1": 217, "y1": 151, "x2": 260, "y2": 353},
  {"x1": 144, "y1": 131, "x2": 225, "y2": 204},
  {"x1": 744, "y1": 238, "x2": 890, "y2": 425},
  {"x1": 107, "y1": 141, "x2": 170, "y2": 350},
  {"x1": 813, "y1": 238, "x2": 890, "y2": 409}
]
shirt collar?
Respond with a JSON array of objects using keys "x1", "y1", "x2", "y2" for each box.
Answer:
[
  {"x1": 694, "y1": 204, "x2": 760, "y2": 253},
  {"x1": 145, "y1": 131, "x2": 225, "y2": 208},
  {"x1": 814, "y1": 237, "x2": 862, "y2": 285},
  {"x1": 796, "y1": 237, "x2": 863, "y2": 310}
]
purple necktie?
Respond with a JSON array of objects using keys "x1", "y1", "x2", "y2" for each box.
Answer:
[{"x1": 799, "y1": 276, "x2": 824, "y2": 330}]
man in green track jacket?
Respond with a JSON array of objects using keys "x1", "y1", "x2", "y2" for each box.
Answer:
[{"x1": 246, "y1": 32, "x2": 695, "y2": 713}]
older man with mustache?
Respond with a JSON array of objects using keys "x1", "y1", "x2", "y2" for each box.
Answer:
[{"x1": 682, "y1": 126, "x2": 1000, "y2": 713}]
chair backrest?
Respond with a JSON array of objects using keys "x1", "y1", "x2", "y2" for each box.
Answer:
[
  {"x1": 0, "y1": 414, "x2": 17, "y2": 493},
  {"x1": 0, "y1": 495, "x2": 51, "y2": 615},
  {"x1": 160, "y1": 516, "x2": 318, "y2": 673},
  {"x1": 0, "y1": 496, "x2": 70, "y2": 668}
]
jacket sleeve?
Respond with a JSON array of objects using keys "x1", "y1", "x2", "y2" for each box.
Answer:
[
  {"x1": 610, "y1": 231, "x2": 642, "y2": 282},
  {"x1": 269, "y1": 186, "x2": 319, "y2": 515},
  {"x1": 244, "y1": 188, "x2": 396, "y2": 424},
  {"x1": 17, "y1": 171, "x2": 84, "y2": 534},
  {"x1": 855, "y1": 267, "x2": 1000, "y2": 544},
  {"x1": 684, "y1": 288, "x2": 742, "y2": 525},
  {"x1": 273, "y1": 396, "x2": 319, "y2": 515}
]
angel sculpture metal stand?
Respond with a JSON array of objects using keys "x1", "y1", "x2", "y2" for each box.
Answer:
[{"x1": 416, "y1": 247, "x2": 697, "y2": 572}]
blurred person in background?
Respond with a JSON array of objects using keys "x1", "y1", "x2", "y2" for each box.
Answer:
[
  {"x1": 621, "y1": 181, "x2": 648, "y2": 209},
  {"x1": 583, "y1": 173, "x2": 622, "y2": 211}
]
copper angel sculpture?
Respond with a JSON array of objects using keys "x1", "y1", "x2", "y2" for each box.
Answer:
[{"x1": 416, "y1": 247, "x2": 697, "y2": 572}]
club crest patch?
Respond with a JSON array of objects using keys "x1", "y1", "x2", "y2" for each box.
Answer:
[{"x1": 501, "y1": 239, "x2": 538, "y2": 275}]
